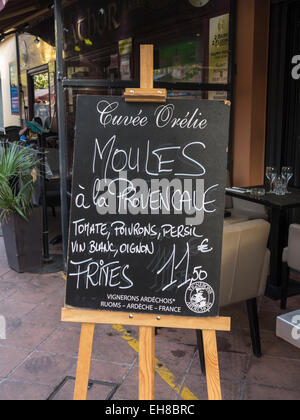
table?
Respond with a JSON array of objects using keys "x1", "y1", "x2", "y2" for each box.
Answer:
[{"x1": 226, "y1": 187, "x2": 300, "y2": 299}]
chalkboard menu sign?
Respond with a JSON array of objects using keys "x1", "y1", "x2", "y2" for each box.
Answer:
[{"x1": 65, "y1": 96, "x2": 230, "y2": 318}]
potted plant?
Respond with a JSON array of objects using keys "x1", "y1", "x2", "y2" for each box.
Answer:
[{"x1": 0, "y1": 143, "x2": 43, "y2": 273}]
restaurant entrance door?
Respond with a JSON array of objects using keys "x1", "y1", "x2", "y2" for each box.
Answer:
[{"x1": 28, "y1": 65, "x2": 51, "y2": 130}]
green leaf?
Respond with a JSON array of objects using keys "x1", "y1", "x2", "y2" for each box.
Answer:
[{"x1": 0, "y1": 143, "x2": 40, "y2": 222}]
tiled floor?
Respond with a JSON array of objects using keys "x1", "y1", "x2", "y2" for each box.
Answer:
[{"x1": 0, "y1": 216, "x2": 300, "y2": 400}]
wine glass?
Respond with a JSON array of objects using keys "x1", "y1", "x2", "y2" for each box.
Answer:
[
  {"x1": 282, "y1": 167, "x2": 293, "y2": 194},
  {"x1": 266, "y1": 167, "x2": 277, "y2": 194}
]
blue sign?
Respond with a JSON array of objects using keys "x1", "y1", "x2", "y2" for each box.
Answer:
[{"x1": 10, "y1": 86, "x2": 19, "y2": 114}]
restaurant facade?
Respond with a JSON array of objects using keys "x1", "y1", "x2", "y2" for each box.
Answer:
[{"x1": 0, "y1": 0, "x2": 298, "y2": 274}]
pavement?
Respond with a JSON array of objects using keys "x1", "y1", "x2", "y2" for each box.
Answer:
[{"x1": 1, "y1": 216, "x2": 300, "y2": 400}]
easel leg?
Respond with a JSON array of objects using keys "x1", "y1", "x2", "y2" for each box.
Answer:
[
  {"x1": 74, "y1": 323, "x2": 95, "y2": 400},
  {"x1": 139, "y1": 326, "x2": 155, "y2": 400},
  {"x1": 202, "y1": 330, "x2": 222, "y2": 401}
]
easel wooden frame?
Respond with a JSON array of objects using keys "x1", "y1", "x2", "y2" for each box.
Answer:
[{"x1": 61, "y1": 45, "x2": 231, "y2": 401}]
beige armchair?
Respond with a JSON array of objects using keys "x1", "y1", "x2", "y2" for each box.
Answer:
[
  {"x1": 219, "y1": 219, "x2": 271, "y2": 308},
  {"x1": 197, "y1": 219, "x2": 271, "y2": 372},
  {"x1": 281, "y1": 224, "x2": 300, "y2": 309}
]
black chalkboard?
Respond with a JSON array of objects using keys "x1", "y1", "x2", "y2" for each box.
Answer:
[{"x1": 65, "y1": 96, "x2": 230, "y2": 318}]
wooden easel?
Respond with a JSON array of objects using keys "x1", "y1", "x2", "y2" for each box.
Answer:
[{"x1": 61, "y1": 45, "x2": 231, "y2": 401}]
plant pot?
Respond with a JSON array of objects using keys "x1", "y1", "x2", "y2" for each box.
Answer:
[{"x1": 1, "y1": 206, "x2": 43, "y2": 273}]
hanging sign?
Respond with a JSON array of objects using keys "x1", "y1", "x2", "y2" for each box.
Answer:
[{"x1": 208, "y1": 13, "x2": 229, "y2": 101}]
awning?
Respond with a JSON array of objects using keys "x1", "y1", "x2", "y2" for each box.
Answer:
[{"x1": 0, "y1": 0, "x2": 53, "y2": 34}]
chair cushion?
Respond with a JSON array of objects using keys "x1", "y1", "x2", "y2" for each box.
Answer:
[
  {"x1": 224, "y1": 217, "x2": 249, "y2": 226},
  {"x1": 219, "y1": 219, "x2": 271, "y2": 307}
]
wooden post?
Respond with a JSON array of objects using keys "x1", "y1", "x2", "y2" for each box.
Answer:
[
  {"x1": 140, "y1": 45, "x2": 154, "y2": 90},
  {"x1": 73, "y1": 323, "x2": 95, "y2": 401},
  {"x1": 202, "y1": 330, "x2": 222, "y2": 401},
  {"x1": 124, "y1": 45, "x2": 167, "y2": 103},
  {"x1": 139, "y1": 326, "x2": 155, "y2": 400},
  {"x1": 127, "y1": 45, "x2": 158, "y2": 401}
]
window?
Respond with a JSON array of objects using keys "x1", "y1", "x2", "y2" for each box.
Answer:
[
  {"x1": 61, "y1": 0, "x2": 234, "y2": 172},
  {"x1": 62, "y1": 0, "x2": 232, "y2": 90}
]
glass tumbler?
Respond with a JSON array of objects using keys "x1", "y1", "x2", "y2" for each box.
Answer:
[{"x1": 274, "y1": 175, "x2": 285, "y2": 196}]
